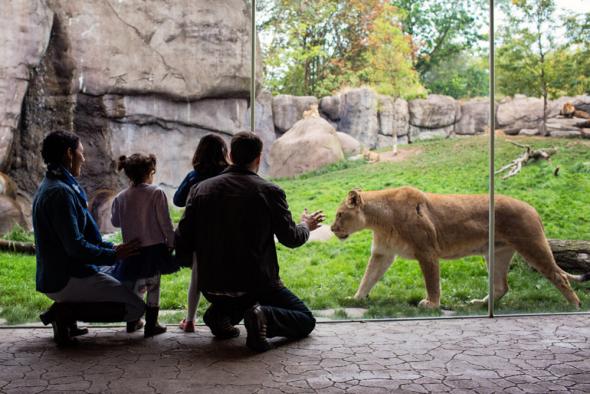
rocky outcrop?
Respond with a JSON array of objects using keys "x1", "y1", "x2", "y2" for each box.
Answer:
[
  {"x1": 272, "y1": 95, "x2": 318, "y2": 134},
  {"x1": 408, "y1": 94, "x2": 459, "y2": 141},
  {"x1": 336, "y1": 132, "x2": 361, "y2": 157},
  {"x1": 497, "y1": 96, "x2": 544, "y2": 134},
  {"x1": 338, "y1": 88, "x2": 379, "y2": 148},
  {"x1": 0, "y1": 1, "x2": 53, "y2": 172},
  {"x1": 5, "y1": 0, "x2": 265, "y2": 211},
  {"x1": 268, "y1": 117, "x2": 344, "y2": 178},
  {"x1": 0, "y1": 173, "x2": 27, "y2": 236},
  {"x1": 455, "y1": 98, "x2": 490, "y2": 135}
]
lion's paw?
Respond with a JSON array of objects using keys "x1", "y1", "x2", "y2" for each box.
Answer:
[{"x1": 418, "y1": 299, "x2": 439, "y2": 309}]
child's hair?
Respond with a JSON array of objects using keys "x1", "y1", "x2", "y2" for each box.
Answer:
[
  {"x1": 192, "y1": 134, "x2": 229, "y2": 176},
  {"x1": 117, "y1": 153, "x2": 157, "y2": 185}
]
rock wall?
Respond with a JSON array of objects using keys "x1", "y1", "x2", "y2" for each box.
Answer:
[{"x1": 1, "y1": 0, "x2": 270, "y2": 234}]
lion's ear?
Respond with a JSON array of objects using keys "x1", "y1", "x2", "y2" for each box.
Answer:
[{"x1": 346, "y1": 189, "x2": 363, "y2": 208}]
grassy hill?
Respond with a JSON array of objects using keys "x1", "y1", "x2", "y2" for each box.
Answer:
[{"x1": 1, "y1": 134, "x2": 589, "y2": 324}]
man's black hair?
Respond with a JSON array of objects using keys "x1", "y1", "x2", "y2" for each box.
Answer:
[
  {"x1": 41, "y1": 130, "x2": 80, "y2": 165},
  {"x1": 230, "y1": 132, "x2": 263, "y2": 167}
]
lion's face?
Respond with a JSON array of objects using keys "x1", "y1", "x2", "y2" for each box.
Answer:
[{"x1": 331, "y1": 190, "x2": 366, "y2": 240}]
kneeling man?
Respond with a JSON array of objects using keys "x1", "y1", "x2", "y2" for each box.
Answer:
[{"x1": 177, "y1": 132, "x2": 324, "y2": 352}]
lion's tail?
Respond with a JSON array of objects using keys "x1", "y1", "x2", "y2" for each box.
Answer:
[{"x1": 567, "y1": 272, "x2": 590, "y2": 282}]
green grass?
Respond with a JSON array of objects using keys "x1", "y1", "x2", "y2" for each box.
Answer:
[{"x1": 1, "y1": 135, "x2": 589, "y2": 324}]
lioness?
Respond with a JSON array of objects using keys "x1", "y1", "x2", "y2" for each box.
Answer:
[{"x1": 331, "y1": 187, "x2": 589, "y2": 308}]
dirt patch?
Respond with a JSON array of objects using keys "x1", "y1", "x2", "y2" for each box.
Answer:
[{"x1": 378, "y1": 147, "x2": 424, "y2": 162}]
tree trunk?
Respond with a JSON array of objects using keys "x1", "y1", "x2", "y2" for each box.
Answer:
[
  {"x1": 548, "y1": 239, "x2": 590, "y2": 273},
  {"x1": 0, "y1": 239, "x2": 36, "y2": 254}
]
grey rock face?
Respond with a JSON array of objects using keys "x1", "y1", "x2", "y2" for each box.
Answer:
[
  {"x1": 0, "y1": 1, "x2": 53, "y2": 171},
  {"x1": 392, "y1": 98, "x2": 410, "y2": 138},
  {"x1": 319, "y1": 95, "x2": 341, "y2": 121},
  {"x1": 49, "y1": 0, "x2": 260, "y2": 99},
  {"x1": 5, "y1": 0, "x2": 262, "y2": 206},
  {"x1": 378, "y1": 95, "x2": 394, "y2": 136},
  {"x1": 243, "y1": 90, "x2": 276, "y2": 175},
  {"x1": 336, "y1": 132, "x2": 361, "y2": 156},
  {"x1": 497, "y1": 96, "x2": 544, "y2": 132},
  {"x1": 272, "y1": 95, "x2": 318, "y2": 134},
  {"x1": 338, "y1": 88, "x2": 379, "y2": 148},
  {"x1": 269, "y1": 117, "x2": 343, "y2": 178},
  {"x1": 409, "y1": 94, "x2": 459, "y2": 129},
  {"x1": 455, "y1": 98, "x2": 490, "y2": 135}
]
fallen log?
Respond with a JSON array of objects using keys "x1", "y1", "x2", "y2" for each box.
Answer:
[
  {"x1": 0, "y1": 239, "x2": 35, "y2": 254},
  {"x1": 496, "y1": 140, "x2": 557, "y2": 179},
  {"x1": 548, "y1": 239, "x2": 590, "y2": 273}
]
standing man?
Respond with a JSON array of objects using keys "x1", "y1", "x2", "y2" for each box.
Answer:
[{"x1": 177, "y1": 131, "x2": 324, "y2": 352}]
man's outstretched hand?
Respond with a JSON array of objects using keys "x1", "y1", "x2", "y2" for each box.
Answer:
[
  {"x1": 301, "y1": 209, "x2": 326, "y2": 231},
  {"x1": 114, "y1": 239, "x2": 141, "y2": 260}
]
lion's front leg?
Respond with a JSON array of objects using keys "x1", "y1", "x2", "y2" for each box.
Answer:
[
  {"x1": 417, "y1": 256, "x2": 441, "y2": 309},
  {"x1": 354, "y1": 251, "x2": 395, "y2": 300}
]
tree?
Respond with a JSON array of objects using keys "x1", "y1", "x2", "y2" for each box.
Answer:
[
  {"x1": 258, "y1": 0, "x2": 424, "y2": 98},
  {"x1": 422, "y1": 52, "x2": 489, "y2": 98},
  {"x1": 496, "y1": 0, "x2": 557, "y2": 135},
  {"x1": 390, "y1": 0, "x2": 487, "y2": 77}
]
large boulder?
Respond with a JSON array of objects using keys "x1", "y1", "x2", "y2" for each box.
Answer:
[
  {"x1": 338, "y1": 88, "x2": 379, "y2": 148},
  {"x1": 268, "y1": 117, "x2": 344, "y2": 178},
  {"x1": 392, "y1": 97, "x2": 410, "y2": 138},
  {"x1": 497, "y1": 96, "x2": 544, "y2": 134},
  {"x1": 0, "y1": 173, "x2": 27, "y2": 236},
  {"x1": 319, "y1": 95, "x2": 341, "y2": 121},
  {"x1": 408, "y1": 95, "x2": 459, "y2": 142},
  {"x1": 455, "y1": 98, "x2": 490, "y2": 135},
  {"x1": 378, "y1": 95, "x2": 394, "y2": 136},
  {"x1": 272, "y1": 95, "x2": 318, "y2": 134},
  {"x1": 0, "y1": 1, "x2": 53, "y2": 171},
  {"x1": 336, "y1": 132, "x2": 361, "y2": 156},
  {"x1": 409, "y1": 94, "x2": 459, "y2": 129}
]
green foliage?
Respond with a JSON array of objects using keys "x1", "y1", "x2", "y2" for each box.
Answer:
[
  {"x1": 1, "y1": 225, "x2": 34, "y2": 243},
  {"x1": 391, "y1": 0, "x2": 487, "y2": 76},
  {"x1": 1, "y1": 136, "x2": 590, "y2": 324},
  {"x1": 422, "y1": 52, "x2": 489, "y2": 98},
  {"x1": 258, "y1": 0, "x2": 424, "y2": 98}
]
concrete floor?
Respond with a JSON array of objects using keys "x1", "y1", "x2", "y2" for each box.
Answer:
[{"x1": 1, "y1": 315, "x2": 589, "y2": 393}]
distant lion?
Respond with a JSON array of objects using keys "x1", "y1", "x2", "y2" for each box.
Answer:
[
  {"x1": 303, "y1": 104, "x2": 320, "y2": 119},
  {"x1": 561, "y1": 102, "x2": 590, "y2": 119},
  {"x1": 330, "y1": 187, "x2": 590, "y2": 309}
]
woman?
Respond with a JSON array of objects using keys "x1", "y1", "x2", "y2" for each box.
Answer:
[
  {"x1": 175, "y1": 134, "x2": 229, "y2": 332},
  {"x1": 33, "y1": 130, "x2": 144, "y2": 346}
]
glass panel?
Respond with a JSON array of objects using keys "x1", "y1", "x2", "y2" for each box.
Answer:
[
  {"x1": 257, "y1": 0, "x2": 491, "y2": 320},
  {"x1": 493, "y1": 0, "x2": 590, "y2": 315}
]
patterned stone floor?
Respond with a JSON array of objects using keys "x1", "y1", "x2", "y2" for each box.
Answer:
[{"x1": 1, "y1": 315, "x2": 589, "y2": 393}]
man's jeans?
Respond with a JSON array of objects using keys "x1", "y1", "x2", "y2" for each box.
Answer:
[{"x1": 203, "y1": 287, "x2": 316, "y2": 339}]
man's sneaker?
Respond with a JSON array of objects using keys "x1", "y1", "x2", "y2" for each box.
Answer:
[
  {"x1": 244, "y1": 304, "x2": 272, "y2": 352},
  {"x1": 179, "y1": 319, "x2": 195, "y2": 333}
]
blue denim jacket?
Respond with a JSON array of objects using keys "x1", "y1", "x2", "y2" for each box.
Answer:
[{"x1": 33, "y1": 176, "x2": 116, "y2": 293}]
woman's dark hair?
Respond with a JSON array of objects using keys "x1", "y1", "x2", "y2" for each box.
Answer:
[
  {"x1": 230, "y1": 132, "x2": 263, "y2": 167},
  {"x1": 192, "y1": 134, "x2": 229, "y2": 176},
  {"x1": 117, "y1": 153, "x2": 157, "y2": 185},
  {"x1": 41, "y1": 130, "x2": 80, "y2": 165}
]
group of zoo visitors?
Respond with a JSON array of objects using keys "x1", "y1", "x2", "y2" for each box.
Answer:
[{"x1": 33, "y1": 130, "x2": 325, "y2": 352}]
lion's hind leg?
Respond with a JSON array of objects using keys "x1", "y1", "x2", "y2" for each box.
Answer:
[
  {"x1": 469, "y1": 248, "x2": 514, "y2": 306},
  {"x1": 514, "y1": 240, "x2": 581, "y2": 308},
  {"x1": 416, "y1": 255, "x2": 441, "y2": 309}
]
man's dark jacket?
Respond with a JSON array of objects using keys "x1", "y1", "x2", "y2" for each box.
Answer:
[{"x1": 176, "y1": 165, "x2": 309, "y2": 293}]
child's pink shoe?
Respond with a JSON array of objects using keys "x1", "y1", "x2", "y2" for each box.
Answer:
[{"x1": 179, "y1": 319, "x2": 195, "y2": 333}]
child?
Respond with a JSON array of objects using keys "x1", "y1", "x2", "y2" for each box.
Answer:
[
  {"x1": 175, "y1": 134, "x2": 229, "y2": 332},
  {"x1": 111, "y1": 153, "x2": 176, "y2": 337}
]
